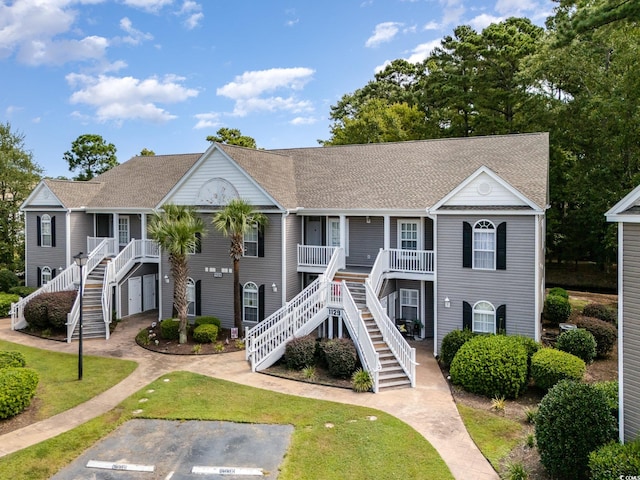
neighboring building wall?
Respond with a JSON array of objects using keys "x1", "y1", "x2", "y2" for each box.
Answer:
[
  {"x1": 348, "y1": 216, "x2": 384, "y2": 267},
  {"x1": 25, "y1": 210, "x2": 68, "y2": 287},
  {"x1": 69, "y1": 212, "x2": 93, "y2": 258},
  {"x1": 285, "y1": 214, "x2": 302, "y2": 301},
  {"x1": 622, "y1": 222, "x2": 640, "y2": 442},
  {"x1": 436, "y1": 214, "x2": 537, "y2": 350}
]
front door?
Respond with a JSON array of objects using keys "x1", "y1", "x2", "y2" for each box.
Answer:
[
  {"x1": 305, "y1": 217, "x2": 322, "y2": 246},
  {"x1": 143, "y1": 274, "x2": 156, "y2": 311},
  {"x1": 128, "y1": 277, "x2": 142, "y2": 316}
]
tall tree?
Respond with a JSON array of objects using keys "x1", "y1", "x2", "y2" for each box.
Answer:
[
  {"x1": 139, "y1": 148, "x2": 155, "y2": 156},
  {"x1": 63, "y1": 134, "x2": 118, "y2": 181},
  {"x1": 148, "y1": 204, "x2": 205, "y2": 344},
  {"x1": 206, "y1": 128, "x2": 257, "y2": 149},
  {"x1": 0, "y1": 123, "x2": 42, "y2": 270},
  {"x1": 212, "y1": 199, "x2": 267, "y2": 330}
]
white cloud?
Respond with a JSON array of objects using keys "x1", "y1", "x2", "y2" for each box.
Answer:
[
  {"x1": 5, "y1": 105, "x2": 22, "y2": 116},
  {"x1": 118, "y1": 17, "x2": 153, "y2": 45},
  {"x1": 193, "y1": 112, "x2": 220, "y2": 129},
  {"x1": 176, "y1": 1, "x2": 203, "y2": 28},
  {"x1": 184, "y1": 12, "x2": 203, "y2": 29},
  {"x1": 20, "y1": 35, "x2": 109, "y2": 66},
  {"x1": 374, "y1": 39, "x2": 440, "y2": 74},
  {"x1": 495, "y1": 0, "x2": 537, "y2": 15},
  {"x1": 423, "y1": 21, "x2": 440, "y2": 30},
  {"x1": 66, "y1": 72, "x2": 199, "y2": 123},
  {"x1": 290, "y1": 116, "x2": 316, "y2": 126},
  {"x1": 365, "y1": 22, "x2": 403, "y2": 48},
  {"x1": 469, "y1": 13, "x2": 504, "y2": 31},
  {"x1": 121, "y1": 0, "x2": 173, "y2": 12}
]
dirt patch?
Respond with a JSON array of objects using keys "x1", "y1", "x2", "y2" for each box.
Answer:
[
  {"x1": 262, "y1": 361, "x2": 353, "y2": 390},
  {"x1": 0, "y1": 396, "x2": 42, "y2": 436}
]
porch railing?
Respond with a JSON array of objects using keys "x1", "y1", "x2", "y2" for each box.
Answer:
[
  {"x1": 87, "y1": 237, "x2": 118, "y2": 256},
  {"x1": 388, "y1": 248, "x2": 434, "y2": 274},
  {"x1": 112, "y1": 239, "x2": 159, "y2": 284},
  {"x1": 297, "y1": 245, "x2": 337, "y2": 268}
]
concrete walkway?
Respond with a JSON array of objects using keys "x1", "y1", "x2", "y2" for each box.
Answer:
[{"x1": 0, "y1": 314, "x2": 498, "y2": 480}]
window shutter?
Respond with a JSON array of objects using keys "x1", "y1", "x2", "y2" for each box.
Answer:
[
  {"x1": 52, "y1": 268, "x2": 57, "y2": 279},
  {"x1": 463, "y1": 301, "x2": 472, "y2": 330},
  {"x1": 51, "y1": 216, "x2": 56, "y2": 247},
  {"x1": 37, "y1": 216, "x2": 42, "y2": 246},
  {"x1": 463, "y1": 222, "x2": 472, "y2": 268},
  {"x1": 496, "y1": 222, "x2": 506, "y2": 270},
  {"x1": 258, "y1": 284, "x2": 265, "y2": 321},
  {"x1": 37, "y1": 267, "x2": 42, "y2": 287},
  {"x1": 195, "y1": 232, "x2": 202, "y2": 254},
  {"x1": 496, "y1": 304, "x2": 506, "y2": 333},
  {"x1": 195, "y1": 280, "x2": 202, "y2": 316},
  {"x1": 258, "y1": 227, "x2": 264, "y2": 257}
]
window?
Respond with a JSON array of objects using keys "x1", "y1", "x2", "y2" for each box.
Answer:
[
  {"x1": 186, "y1": 278, "x2": 196, "y2": 317},
  {"x1": 243, "y1": 224, "x2": 258, "y2": 257},
  {"x1": 188, "y1": 232, "x2": 202, "y2": 255},
  {"x1": 41, "y1": 214, "x2": 52, "y2": 247},
  {"x1": 118, "y1": 216, "x2": 130, "y2": 246},
  {"x1": 41, "y1": 266, "x2": 52, "y2": 285},
  {"x1": 400, "y1": 289, "x2": 419, "y2": 321},
  {"x1": 399, "y1": 221, "x2": 419, "y2": 250},
  {"x1": 243, "y1": 282, "x2": 259, "y2": 322},
  {"x1": 473, "y1": 301, "x2": 495, "y2": 334},
  {"x1": 473, "y1": 220, "x2": 495, "y2": 269}
]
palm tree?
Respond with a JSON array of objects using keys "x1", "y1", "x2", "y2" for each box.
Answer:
[
  {"x1": 148, "y1": 204, "x2": 205, "y2": 344},
  {"x1": 212, "y1": 198, "x2": 267, "y2": 331}
]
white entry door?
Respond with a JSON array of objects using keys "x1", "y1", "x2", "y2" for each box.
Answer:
[
  {"x1": 128, "y1": 277, "x2": 142, "y2": 316},
  {"x1": 143, "y1": 274, "x2": 156, "y2": 311}
]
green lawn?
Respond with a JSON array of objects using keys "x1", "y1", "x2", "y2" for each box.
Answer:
[
  {"x1": 0, "y1": 339, "x2": 137, "y2": 420},
  {"x1": 0, "y1": 371, "x2": 454, "y2": 480}
]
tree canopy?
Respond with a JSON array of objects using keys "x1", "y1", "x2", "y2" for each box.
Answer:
[
  {"x1": 206, "y1": 128, "x2": 257, "y2": 149},
  {"x1": 63, "y1": 134, "x2": 118, "y2": 181}
]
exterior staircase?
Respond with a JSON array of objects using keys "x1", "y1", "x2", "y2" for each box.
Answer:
[
  {"x1": 71, "y1": 259, "x2": 109, "y2": 340},
  {"x1": 334, "y1": 271, "x2": 412, "y2": 390}
]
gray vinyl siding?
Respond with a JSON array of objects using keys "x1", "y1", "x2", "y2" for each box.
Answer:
[
  {"x1": 129, "y1": 215, "x2": 142, "y2": 241},
  {"x1": 25, "y1": 211, "x2": 67, "y2": 287},
  {"x1": 622, "y1": 222, "x2": 640, "y2": 442},
  {"x1": 160, "y1": 213, "x2": 283, "y2": 328},
  {"x1": 69, "y1": 212, "x2": 93, "y2": 257},
  {"x1": 285, "y1": 215, "x2": 302, "y2": 301},
  {"x1": 348, "y1": 216, "x2": 384, "y2": 267},
  {"x1": 436, "y1": 215, "x2": 537, "y2": 351},
  {"x1": 119, "y1": 263, "x2": 158, "y2": 317}
]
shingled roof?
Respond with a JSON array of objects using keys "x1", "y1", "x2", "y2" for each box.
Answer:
[{"x1": 36, "y1": 133, "x2": 548, "y2": 212}]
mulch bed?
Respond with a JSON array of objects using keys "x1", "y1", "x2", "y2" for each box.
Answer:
[{"x1": 136, "y1": 323, "x2": 245, "y2": 355}]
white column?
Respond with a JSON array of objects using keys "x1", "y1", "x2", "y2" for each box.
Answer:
[
  {"x1": 141, "y1": 213, "x2": 147, "y2": 240},
  {"x1": 384, "y1": 215, "x2": 391, "y2": 250},
  {"x1": 113, "y1": 213, "x2": 119, "y2": 244},
  {"x1": 339, "y1": 215, "x2": 346, "y2": 249}
]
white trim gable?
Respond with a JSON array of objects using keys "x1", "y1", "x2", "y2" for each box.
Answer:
[
  {"x1": 22, "y1": 181, "x2": 64, "y2": 208},
  {"x1": 159, "y1": 144, "x2": 284, "y2": 210},
  {"x1": 429, "y1": 166, "x2": 541, "y2": 212},
  {"x1": 606, "y1": 184, "x2": 640, "y2": 223}
]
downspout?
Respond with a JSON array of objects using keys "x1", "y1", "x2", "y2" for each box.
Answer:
[
  {"x1": 432, "y1": 213, "x2": 438, "y2": 356},
  {"x1": 534, "y1": 214, "x2": 541, "y2": 343},
  {"x1": 281, "y1": 210, "x2": 290, "y2": 305},
  {"x1": 618, "y1": 221, "x2": 625, "y2": 442},
  {"x1": 66, "y1": 210, "x2": 72, "y2": 266}
]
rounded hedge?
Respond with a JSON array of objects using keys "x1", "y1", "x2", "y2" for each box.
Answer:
[
  {"x1": 0, "y1": 351, "x2": 26, "y2": 369},
  {"x1": 548, "y1": 287, "x2": 569, "y2": 299},
  {"x1": 194, "y1": 316, "x2": 221, "y2": 328},
  {"x1": 535, "y1": 380, "x2": 617, "y2": 480},
  {"x1": 284, "y1": 335, "x2": 317, "y2": 370},
  {"x1": 582, "y1": 303, "x2": 616, "y2": 324},
  {"x1": 0, "y1": 367, "x2": 39, "y2": 419},
  {"x1": 8, "y1": 286, "x2": 38, "y2": 298},
  {"x1": 193, "y1": 324, "x2": 218, "y2": 343},
  {"x1": 544, "y1": 294, "x2": 571, "y2": 325},
  {"x1": 439, "y1": 329, "x2": 476, "y2": 368},
  {"x1": 160, "y1": 318, "x2": 180, "y2": 340},
  {"x1": 556, "y1": 328, "x2": 596, "y2": 364},
  {"x1": 23, "y1": 295, "x2": 49, "y2": 329},
  {"x1": 530, "y1": 348, "x2": 585, "y2": 390},
  {"x1": 576, "y1": 316, "x2": 617, "y2": 358},
  {"x1": 0, "y1": 269, "x2": 19, "y2": 293},
  {"x1": 593, "y1": 380, "x2": 619, "y2": 420},
  {"x1": 320, "y1": 338, "x2": 358, "y2": 379},
  {"x1": 589, "y1": 440, "x2": 640, "y2": 480},
  {"x1": 449, "y1": 335, "x2": 528, "y2": 399},
  {"x1": 0, "y1": 292, "x2": 19, "y2": 318},
  {"x1": 23, "y1": 291, "x2": 77, "y2": 330}
]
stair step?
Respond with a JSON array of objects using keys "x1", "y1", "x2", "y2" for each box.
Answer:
[
  {"x1": 379, "y1": 371, "x2": 410, "y2": 381},
  {"x1": 378, "y1": 379, "x2": 412, "y2": 390}
]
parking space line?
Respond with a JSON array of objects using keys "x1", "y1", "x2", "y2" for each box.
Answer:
[
  {"x1": 86, "y1": 460, "x2": 155, "y2": 472},
  {"x1": 192, "y1": 466, "x2": 263, "y2": 476}
]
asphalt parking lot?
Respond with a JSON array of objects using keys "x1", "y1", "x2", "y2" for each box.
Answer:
[{"x1": 50, "y1": 419, "x2": 294, "y2": 480}]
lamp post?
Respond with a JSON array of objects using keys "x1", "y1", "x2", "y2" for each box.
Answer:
[{"x1": 74, "y1": 251, "x2": 88, "y2": 381}]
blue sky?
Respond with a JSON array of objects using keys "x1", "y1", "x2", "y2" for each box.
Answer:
[{"x1": 1, "y1": 0, "x2": 554, "y2": 178}]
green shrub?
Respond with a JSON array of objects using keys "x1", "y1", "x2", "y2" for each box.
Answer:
[
  {"x1": 510, "y1": 335, "x2": 542, "y2": 376},
  {"x1": 0, "y1": 269, "x2": 19, "y2": 293},
  {"x1": 23, "y1": 295, "x2": 50, "y2": 329},
  {"x1": 0, "y1": 351, "x2": 26, "y2": 369},
  {"x1": 535, "y1": 380, "x2": 617, "y2": 479},
  {"x1": 556, "y1": 328, "x2": 596, "y2": 364},
  {"x1": 193, "y1": 324, "x2": 218, "y2": 343},
  {"x1": 194, "y1": 316, "x2": 221, "y2": 328},
  {"x1": 135, "y1": 328, "x2": 151, "y2": 346},
  {"x1": 23, "y1": 291, "x2": 77, "y2": 330},
  {"x1": 449, "y1": 335, "x2": 528, "y2": 399},
  {"x1": 575, "y1": 316, "x2": 617, "y2": 358},
  {"x1": 320, "y1": 338, "x2": 358, "y2": 379},
  {"x1": 351, "y1": 368, "x2": 373, "y2": 392},
  {"x1": 0, "y1": 367, "x2": 39, "y2": 419},
  {"x1": 582, "y1": 303, "x2": 616, "y2": 324},
  {"x1": 8, "y1": 286, "x2": 37, "y2": 298},
  {"x1": 589, "y1": 440, "x2": 640, "y2": 480},
  {"x1": 439, "y1": 329, "x2": 476, "y2": 368},
  {"x1": 530, "y1": 348, "x2": 585, "y2": 390},
  {"x1": 160, "y1": 318, "x2": 180, "y2": 340},
  {"x1": 0, "y1": 292, "x2": 19, "y2": 318},
  {"x1": 593, "y1": 380, "x2": 619, "y2": 419},
  {"x1": 284, "y1": 335, "x2": 317, "y2": 370},
  {"x1": 548, "y1": 287, "x2": 569, "y2": 299},
  {"x1": 544, "y1": 294, "x2": 571, "y2": 324}
]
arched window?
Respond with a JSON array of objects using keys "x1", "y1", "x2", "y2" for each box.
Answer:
[
  {"x1": 473, "y1": 301, "x2": 495, "y2": 334},
  {"x1": 243, "y1": 282, "x2": 259, "y2": 323},
  {"x1": 41, "y1": 266, "x2": 52, "y2": 285},
  {"x1": 186, "y1": 277, "x2": 196, "y2": 317},
  {"x1": 41, "y1": 214, "x2": 52, "y2": 247},
  {"x1": 473, "y1": 220, "x2": 495, "y2": 269}
]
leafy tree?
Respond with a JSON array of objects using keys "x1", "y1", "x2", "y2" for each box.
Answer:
[
  {"x1": 206, "y1": 128, "x2": 257, "y2": 149},
  {"x1": 0, "y1": 122, "x2": 42, "y2": 270},
  {"x1": 212, "y1": 199, "x2": 267, "y2": 330},
  {"x1": 63, "y1": 134, "x2": 118, "y2": 181},
  {"x1": 139, "y1": 148, "x2": 155, "y2": 156},
  {"x1": 148, "y1": 204, "x2": 205, "y2": 344}
]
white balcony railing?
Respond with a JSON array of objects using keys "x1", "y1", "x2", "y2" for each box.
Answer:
[
  {"x1": 87, "y1": 237, "x2": 118, "y2": 256},
  {"x1": 297, "y1": 245, "x2": 337, "y2": 268},
  {"x1": 388, "y1": 248, "x2": 434, "y2": 274}
]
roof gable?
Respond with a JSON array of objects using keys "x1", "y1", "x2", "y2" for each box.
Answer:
[
  {"x1": 606, "y1": 184, "x2": 640, "y2": 222},
  {"x1": 22, "y1": 181, "x2": 64, "y2": 208}
]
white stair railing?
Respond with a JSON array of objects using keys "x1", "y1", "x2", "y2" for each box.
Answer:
[
  {"x1": 341, "y1": 281, "x2": 381, "y2": 392},
  {"x1": 101, "y1": 261, "x2": 115, "y2": 339}
]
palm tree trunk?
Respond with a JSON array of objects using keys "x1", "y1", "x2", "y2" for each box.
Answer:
[
  {"x1": 233, "y1": 257, "x2": 241, "y2": 331},
  {"x1": 171, "y1": 254, "x2": 189, "y2": 344}
]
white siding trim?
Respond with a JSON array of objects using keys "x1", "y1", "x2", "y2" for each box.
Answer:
[
  {"x1": 619, "y1": 221, "x2": 625, "y2": 442},
  {"x1": 66, "y1": 210, "x2": 71, "y2": 266},
  {"x1": 534, "y1": 214, "x2": 541, "y2": 342},
  {"x1": 606, "y1": 183, "x2": 640, "y2": 218},
  {"x1": 383, "y1": 215, "x2": 391, "y2": 250},
  {"x1": 281, "y1": 212, "x2": 288, "y2": 305},
  {"x1": 433, "y1": 214, "x2": 438, "y2": 355}
]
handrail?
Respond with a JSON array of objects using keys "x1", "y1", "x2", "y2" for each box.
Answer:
[
  {"x1": 297, "y1": 244, "x2": 337, "y2": 267},
  {"x1": 320, "y1": 247, "x2": 345, "y2": 282},
  {"x1": 341, "y1": 281, "x2": 381, "y2": 392},
  {"x1": 369, "y1": 248, "x2": 388, "y2": 294},
  {"x1": 101, "y1": 261, "x2": 115, "y2": 339},
  {"x1": 87, "y1": 237, "x2": 118, "y2": 256},
  {"x1": 111, "y1": 239, "x2": 159, "y2": 283},
  {"x1": 388, "y1": 248, "x2": 434, "y2": 273}
]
